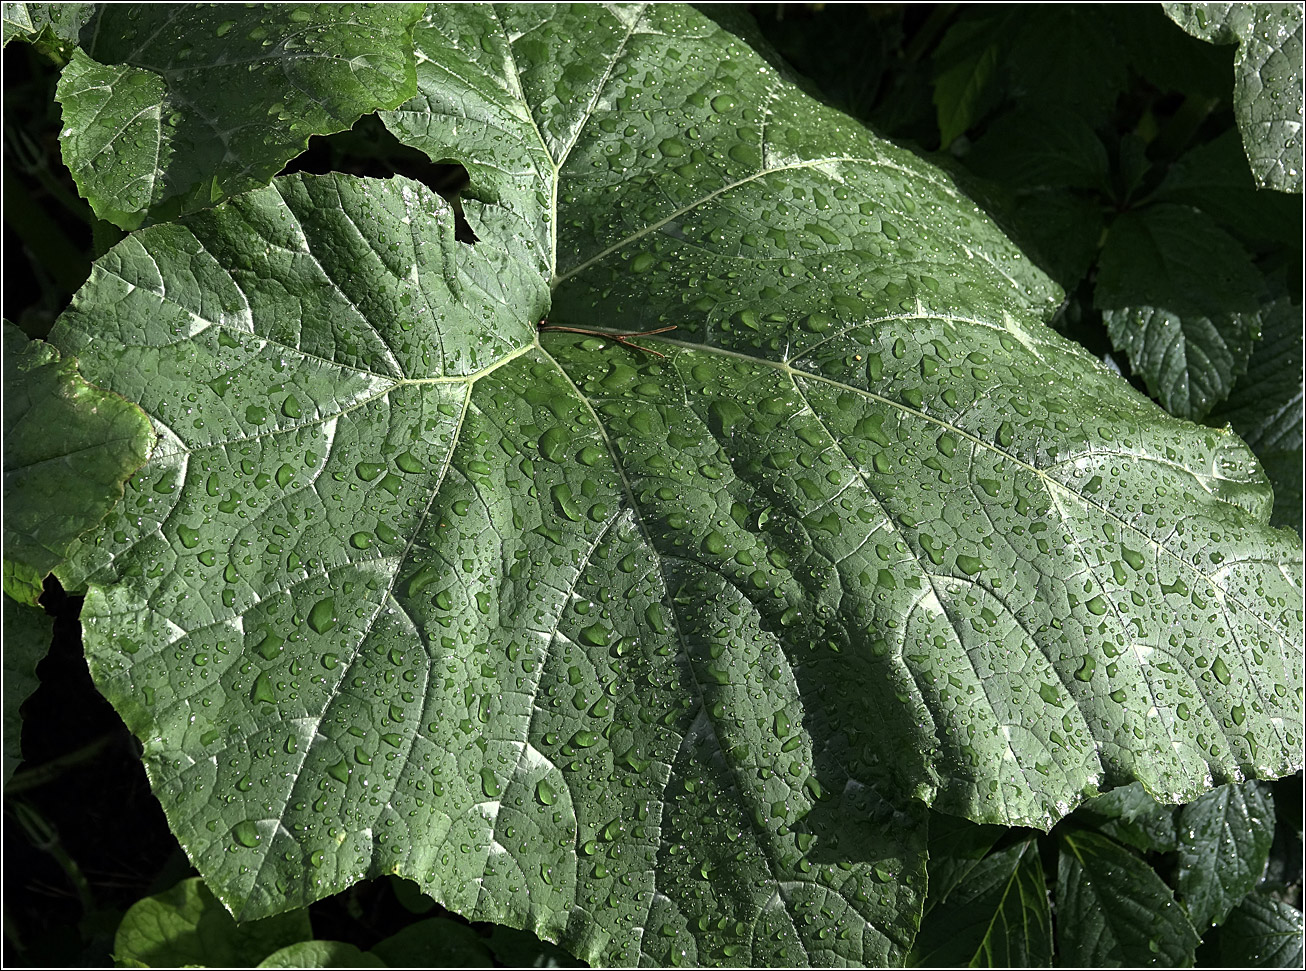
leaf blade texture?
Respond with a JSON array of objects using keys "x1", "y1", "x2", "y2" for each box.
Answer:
[
  {"x1": 910, "y1": 838, "x2": 1052, "y2": 967},
  {"x1": 49, "y1": 3, "x2": 1305, "y2": 965},
  {"x1": 1057, "y1": 829, "x2": 1202, "y2": 966},
  {"x1": 51, "y1": 4, "x2": 424, "y2": 228},
  {"x1": 1176, "y1": 781, "x2": 1275, "y2": 930},
  {"x1": 1164, "y1": 2, "x2": 1305, "y2": 193},
  {"x1": 3, "y1": 320, "x2": 154, "y2": 601}
]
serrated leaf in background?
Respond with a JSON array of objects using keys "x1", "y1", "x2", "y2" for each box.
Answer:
[
  {"x1": 1176, "y1": 781, "x2": 1275, "y2": 930},
  {"x1": 910, "y1": 838, "x2": 1052, "y2": 967},
  {"x1": 1156, "y1": 130, "x2": 1302, "y2": 247},
  {"x1": 1096, "y1": 203, "x2": 1265, "y2": 420},
  {"x1": 1072, "y1": 781, "x2": 1180, "y2": 854},
  {"x1": 258, "y1": 940, "x2": 384, "y2": 969},
  {"x1": 1212, "y1": 890, "x2": 1306, "y2": 967},
  {"x1": 46, "y1": 4, "x2": 1305, "y2": 965},
  {"x1": 1208, "y1": 294, "x2": 1304, "y2": 535},
  {"x1": 919, "y1": 812, "x2": 1006, "y2": 917},
  {"x1": 963, "y1": 106, "x2": 1111, "y2": 192},
  {"x1": 113, "y1": 877, "x2": 311, "y2": 968},
  {"x1": 48, "y1": 4, "x2": 424, "y2": 229},
  {"x1": 2, "y1": 594, "x2": 52, "y2": 783},
  {"x1": 1164, "y1": 2, "x2": 1305, "y2": 194},
  {"x1": 2, "y1": 320, "x2": 154, "y2": 604},
  {"x1": 1057, "y1": 829, "x2": 1202, "y2": 966}
]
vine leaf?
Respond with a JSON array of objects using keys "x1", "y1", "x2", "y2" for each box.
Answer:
[
  {"x1": 43, "y1": 4, "x2": 424, "y2": 229},
  {"x1": 50, "y1": 4, "x2": 1303, "y2": 966},
  {"x1": 1164, "y1": 2, "x2": 1305, "y2": 193},
  {"x1": 3, "y1": 320, "x2": 154, "y2": 603}
]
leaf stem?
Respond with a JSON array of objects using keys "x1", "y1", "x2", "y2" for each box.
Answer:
[{"x1": 538, "y1": 322, "x2": 677, "y2": 358}]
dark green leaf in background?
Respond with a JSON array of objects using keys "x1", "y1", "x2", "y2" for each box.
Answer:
[
  {"x1": 963, "y1": 107, "x2": 1110, "y2": 192},
  {"x1": 2, "y1": 595, "x2": 52, "y2": 784},
  {"x1": 369, "y1": 917, "x2": 493, "y2": 968},
  {"x1": 1057, "y1": 829, "x2": 1202, "y2": 966},
  {"x1": 1155, "y1": 130, "x2": 1302, "y2": 247},
  {"x1": 113, "y1": 877, "x2": 312, "y2": 968},
  {"x1": 920, "y1": 812, "x2": 1006, "y2": 916},
  {"x1": 911, "y1": 838, "x2": 1052, "y2": 967},
  {"x1": 1004, "y1": 5, "x2": 1128, "y2": 129},
  {"x1": 1176, "y1": 781, "x2": 1275, "y2": 930},
  {"x1": 1096, "y1": 203, "x2": 1265, "y2": 420},
  {"x1": 2, "y1": 320, "x2": 154, "y2": 605},
  {"x1": 1212, "y1": 890, "x2": 1306, "y2": 967},
  {"x1": 1164, "y1": 2, "x2": 1305, "y2": 194},
  {"x1": 1110, "y1": 4, "x2": 1236, "y2": 101},
  {"x1": 1073, "y1": 781, "x2": 1180, "y2": 854},
  {"x1": 46, "y1": 3, "x2": 424, "y2": 228},
  {"x1": 258, "y1": 940, "x2": 385, "y2": 968},
  {"x1": 1208, "y1": 293, "x2": 1304, "y2": 535},
  {"x1": 932, "y1": 10, "x2": 1012, "y2": 148}
]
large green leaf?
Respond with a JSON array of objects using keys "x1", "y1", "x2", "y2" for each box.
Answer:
[
  {"x1": 50, "y1": 3, "x2": 1304, "y2": 965},
  {"x1": 3, "y1": 320, "x2": 154, "y2": 604},
  {"x1": 1164, "y1": 3, "x2": 1305, "y2": 194},
  {"x1": 47, "y1": 4, "x2": 423, "y2": 229}
]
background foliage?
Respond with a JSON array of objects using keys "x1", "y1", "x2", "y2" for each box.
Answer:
[{"x1": 4, "y1": 3, "x2": 1302, "y2": 967}]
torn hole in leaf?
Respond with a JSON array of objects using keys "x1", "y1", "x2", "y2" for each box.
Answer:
[{"x1": 279, "y1": 113, "x2": 475, "y2": 242}]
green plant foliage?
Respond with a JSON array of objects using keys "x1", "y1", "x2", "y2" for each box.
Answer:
[
  {"x1": 1095, "y1": 203, "x2": 1265, "y2": 421},
  {"x1": 42, "y1": 4, "x2": 1306, "y2": 966},
  {"x1": 113, "y1": 877, "x2": 312, "y2": 968},
  {"x1": 35, "y1": 3, "x2": 425, "y2": 229},
  {"x1": 910, "y1": 838, "x2": 1052, "y2": 967},
  {"x1": 258, "y1": 940, "x2": 384, "y2": 968},
  {"x1": 1056, "y1": 829, "x2": 1202, "y2": 966},
  {"x1": 2, "y1": 595, "x2": 51, "y2": 783},
  {"x1": 1176, "y1": 781, "x2": 1275, "y2": 930},
  {"x1": 1072, "y1": 781, "x2": 1180, "y2": 854},
  {"x1": 2, "y1": 320, "x2": 154, "y2": 605},
  {"x1": 1164, "y1": 2, "x2": 1305, "y2": 193},
  {"x1": 1208, "y1": 294, "x2": 1304, "y2": 535},
  {"x1": 1211, "y1": 890, "x2": 1306, "y2": 966},
  {"x1": 4, "y1": 3, "x2": 1304, "y2": 968}
]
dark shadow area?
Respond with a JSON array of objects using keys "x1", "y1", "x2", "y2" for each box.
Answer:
[
  {"x1": 279, "y1": 114, "x2": 477, "y2": 244},
  {"x1": 3, "y1": 577, "x2": 180, "y2": 966}
]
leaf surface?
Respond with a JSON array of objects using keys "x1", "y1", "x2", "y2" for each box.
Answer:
[
  {"x1": 1096, "y1": 203, "x2": 1265, "y2": 420},
  {"x1": 258, "y1": 941, "x2": 385, "y2": 969},
  {"x1": 114, "y1": 876, "x2": 311, "y2": 968},
  {"x1": 910, "y1": 838, "x2": 1052, "y2": 967},
  {"x1": 1176, "y1": 781, "x2": 1275, "y2": 930},
  {"x1": 1213, "y1": 891, "x2": 1306, "y2": 967},
  {"x1": 51, "y1": 4, "x2": 423, "y2": 228},
  {"x1": 1056, "y1": 830, "x2": 1201, "y2": 966},
  {"x1": 1208, "y1": 294, "x2": 1304, "y2": 534},
  {"x1": 51, "y1": 3, "x2": 1304, "y2": 965},
  {"x1": 2, "y1": 320, "x2": 154, "y2": 603},
  {"x1": 1164, "y1": 2, "x2": 1305, "y2": 193}
]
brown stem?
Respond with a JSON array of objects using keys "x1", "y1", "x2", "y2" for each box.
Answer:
[{"x1": 538, "y1": 322, "x2": 677, "y2": 359}]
